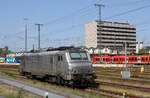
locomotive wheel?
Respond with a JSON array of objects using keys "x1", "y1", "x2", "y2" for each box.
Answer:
[
  {"x1": 60, "y1": 78, "x2": 64, "y2": 85},
  {"x1": 19, "y1": 69, "x2": 25, "y2": 76},
  {"x1": 19, "y1": 72, "x2": 25, "y2": 76}
]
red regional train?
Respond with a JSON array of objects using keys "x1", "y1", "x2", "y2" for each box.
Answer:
[{"x1": 92, "y1": 55, "x2": 150, "y2": 64}]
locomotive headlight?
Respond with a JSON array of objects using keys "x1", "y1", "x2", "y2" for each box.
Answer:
[{"x1": 72, "y1": 68, "x2": 78, "y2": 74}]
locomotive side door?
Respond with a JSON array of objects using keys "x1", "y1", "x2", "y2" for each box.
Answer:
[
  {"x1": 56, "y1": 55, "x2": 63, "y2": 75},
  {"x1": 53, "y1": 55, "x2": 62, "y2": 75}
]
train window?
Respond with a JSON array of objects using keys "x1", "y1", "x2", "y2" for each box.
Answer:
[
  {"x1": 58, "y1": 56, "x2": 61, "y2": 61},
  {"x1": 129, "y1": 58, "x2": 131, "y2": 61},
  {"x1": 142, "y1": 58, "x2": 144, "y2": 61},
  {"x1": 61, "y1": 56, "x2": 63, "y2": 61},
  {"x1": 106, "y1": 58, "x2": 109, "y2": 61},
  {"x1": 103, "y1": 58, "x2": 106, "y2": 61},
  {"x1": 58, "y1": 56, "x2": 63, "y2": 61},
  {"x1": 96, "y1": 58, "x2": 99, "y2": 61},
  {"x1": 145, "y1": 58, "x2": 148, "y2": 61}
]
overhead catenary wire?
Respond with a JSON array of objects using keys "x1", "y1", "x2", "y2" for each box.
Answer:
[
  {"x1": 8, "y1": 1, "x2": 102, "y2": 50},
  {"x1": 103, "y1": 4, "x2": 150, "y2": 20},
  {"x1": 107, "y1": 0, "x2": 149, "y2": 8},
  {"x1": 38, "y1": 1, "x2": 150, "y2": 50},
  {"x1": 43, "y1": 0, "x2": 103, "y2": 26},
  {"x1": 43, "y1": 2, "x2": 150, "y2": 37}
]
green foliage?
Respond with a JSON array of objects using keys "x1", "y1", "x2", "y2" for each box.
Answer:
[
  {"x1": 138, "y1": 48, "x2": 149, "y2": 55},
  {"x1": 88, "y1": 91, "x2": 103, "y2": 98},
  {"x1": 6, "y1": 95, "x2": 16, "y2": 98},
  {"x1": 17, "y1": 88, "x2": 27, "y2": 98},
  {"x1": 32, "y1": 80, "x2": 37, "y2": 84}
]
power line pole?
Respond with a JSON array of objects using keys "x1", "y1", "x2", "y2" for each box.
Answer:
[
  {"x1": 95, "y1": 4, "x2": 105, "y2": 54},
  {"x1": 95, "y1": 4, "x2": 105, "y2": 22},
  {"x1": 125, "y1": 42, "x2": 127, "y2": 69},
  {"x1": 24, "y1": 18, "x2": 29, "y2": 52},
  {"x1": 35, "y1": 24, "x2": 43, "y2": 50},
  {"x1": 33, "y1": 44, "x2": 34, "y2": 51}
]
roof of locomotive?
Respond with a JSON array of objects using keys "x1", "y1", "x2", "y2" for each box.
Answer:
[{"x1": 22, "y1": 49, "x2": 87, "y2": 56}]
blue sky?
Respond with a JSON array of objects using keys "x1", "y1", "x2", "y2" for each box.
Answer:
[{"x1": 0, "y1": 0, "x2": 150, "y2": 52}]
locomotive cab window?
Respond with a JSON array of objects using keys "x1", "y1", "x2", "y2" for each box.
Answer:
[{"x1": 69, "y1": 52, "x2": 88, "y2": 60}]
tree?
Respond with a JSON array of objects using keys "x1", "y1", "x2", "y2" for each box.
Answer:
[{"x1": 138, "y1": 48, "x2": 149, "y2": 55}]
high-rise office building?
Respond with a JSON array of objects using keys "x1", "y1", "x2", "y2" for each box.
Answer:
[{"x1": 85, "y1": 21, "x2": 136, "y2": 53}]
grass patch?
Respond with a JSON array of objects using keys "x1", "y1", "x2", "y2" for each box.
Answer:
[
  {"x1": 1, "y1": 69, "x2": 150, "y2": 98},
  {"x1": 17, "y1": 88, "x2": 28, "y2": 98},
  {"x1": 2, "y1": 70, "x2": 16, "y2": 79},
  {"x1": 71, "y1": 89, "x2": 105, "y2": 98},
  {"x1": 0, "y1": 83, "x2": 35, "y2": 98},
  {"x1": 0, "y1": 70, "x2": 107, "y2": 98}
]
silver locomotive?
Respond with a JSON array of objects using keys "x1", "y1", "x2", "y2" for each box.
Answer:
[{"x1": 19, "y1": 47, "x2": 96, "y2": 86}]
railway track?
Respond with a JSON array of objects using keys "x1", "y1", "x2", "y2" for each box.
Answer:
[
  {"x1": 0, "y1": 65, "x2": 149, "y2": 97},
  {"x1": 93, "y1": 67, "x2": 150, "y2": 73},
  {"x1": 96, "y1": 80, "x2": 150, "y2": 93},
  {"x1": 97, "y1": 75, "x2": 150, "y2": 86},
  {"x1": 87, "y1": 88, "x2": 144, "y2": 98},
  {"x1": 1, "y1": 76, "x2": 146, "y2": 98},
  {"x1": 0, "y1": 76, "x2": 71, "y2": 98},
  {"x1": 0, "y1": 65, "x2": 19, "y2": 69}
]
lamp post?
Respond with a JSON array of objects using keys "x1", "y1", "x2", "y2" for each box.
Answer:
[{"x1": 24, "y1": 18, "x2": 29, "y2": 52}]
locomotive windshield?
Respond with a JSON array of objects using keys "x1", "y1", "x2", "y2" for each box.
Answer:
[{"x1": 69, "y1": 52, "x2": 88, "y2": 60}]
